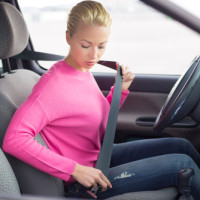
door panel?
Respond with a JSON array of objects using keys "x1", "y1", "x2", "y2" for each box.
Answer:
[
  {"x1": 116, "y1": 91, "x2": 167, "y2": 139},
  {"x1": 95, "y1": 73, "x2": 200, "y2": 150}
]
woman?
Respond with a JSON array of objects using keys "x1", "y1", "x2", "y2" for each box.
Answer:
[{"x1": 3, "y1": 1, "x2": 200, "y2": 199}]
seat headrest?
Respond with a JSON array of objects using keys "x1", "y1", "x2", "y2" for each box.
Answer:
[{"x1": 0, "y1": 2, "x2": 29, "y2": 59}]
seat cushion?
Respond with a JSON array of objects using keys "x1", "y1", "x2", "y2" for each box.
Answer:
[
  {"x1": 0, "y1": 149, "x2": 21, "y2": 197},
  {"x1": 107, "y1": 187, "x2": 178, "y2": 200}
]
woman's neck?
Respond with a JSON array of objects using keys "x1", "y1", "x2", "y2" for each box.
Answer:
[{"x1": 64, "y1": 55, "x2": 89, "y2": 72}]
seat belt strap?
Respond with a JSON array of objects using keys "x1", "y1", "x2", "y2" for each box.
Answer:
[
  {"x1": 95, "y1": 62, "x2": 122, "y2": 176},
  {"x1": 83, "y1": 62, "x2": 122, "y2": 199},
  {"x1": 12, "y1": 49, "x2": 64, "y2": 61}
]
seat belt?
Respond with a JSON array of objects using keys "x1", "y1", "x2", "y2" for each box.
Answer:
[
  {"x1": 13, "y1": 50, "x2": 123, "y2": 199},
  {"x1": 12, "y1": 49, "x2": 64, "y2": 61},
  {"x1": 95, "y1": 61, "x2": 122, "y2": 175},
  {"x1": 83, "y1": 61, "x2": 122, "y2": 199}
]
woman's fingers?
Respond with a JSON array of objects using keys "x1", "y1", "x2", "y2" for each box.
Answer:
[
  {"x1": 117, "y1": 64, "x2": 134, "y2": 82},
  {"x1": 98, "y1": 172, "x2": 112, "y2": 191},
  {"x1": 72, "y1": 164, "x2": 112, "y2": 192},
  {"x1": 117, "y1": 64, "x2": 135, "y2": 91},
  {"x1": 121, "y1": 65, "x2": 133, "y2": 79},
  {"x1": 123, "y1": 71, "x2": 135, "y2": 82},
  {"x1": 93, "y1": 169, "x2": 112, "y2": 192}
]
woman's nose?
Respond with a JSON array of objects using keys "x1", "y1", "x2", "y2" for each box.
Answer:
[{"x1": 89, "y1": 47, "x2": 98, "y2": 60}]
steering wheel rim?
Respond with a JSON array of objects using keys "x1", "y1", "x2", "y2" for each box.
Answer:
[{"x1": 154, "y1": 55, "x2": 200, "y2": 132}]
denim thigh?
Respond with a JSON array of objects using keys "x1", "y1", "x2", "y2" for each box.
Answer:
[
  {"x1": 110, "y1": 138, "x2": 200, "y2": 168},
  {"x1": 98, "y1": 153, "x2": 200, "y2": 199}
]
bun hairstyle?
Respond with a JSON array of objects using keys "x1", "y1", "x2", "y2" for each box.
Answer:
[{"x1": 67, "y1": 0, "x2": 112, "y2": 37}]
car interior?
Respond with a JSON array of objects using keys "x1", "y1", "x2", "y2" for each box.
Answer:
[{"x1": 0, "y1": 0, "x2": 200, "y2": 200}]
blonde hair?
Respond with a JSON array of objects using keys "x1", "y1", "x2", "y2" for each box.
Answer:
[{"x1": 67, "y1": 0, "x2": 112, "y2": 37}]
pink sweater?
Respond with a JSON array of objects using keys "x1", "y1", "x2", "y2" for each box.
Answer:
[{"x1": 3, "y1": 60, "x2": 129, "y2": 183}]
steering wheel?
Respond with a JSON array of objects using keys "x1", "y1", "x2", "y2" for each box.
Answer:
[{"x1": 154, "y1": 55, "x2": 200, "y2": 132}]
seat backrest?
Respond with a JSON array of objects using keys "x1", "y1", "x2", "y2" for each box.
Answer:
[
  {"x1": 0, "y1": 70, "x2": 65, "y2": 197},
  {"x1": 0, "y1": 69, "x2": 40, "y2": 147},
  {"x1": 0, "y1": 2, "x2": 64, "y2": 197}
]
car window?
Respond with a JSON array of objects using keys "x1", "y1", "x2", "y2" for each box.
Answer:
[{"x1": 18, "y1": 0, "x2": 200, "y2": 75}]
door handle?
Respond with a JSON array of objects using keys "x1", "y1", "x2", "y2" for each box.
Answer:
[{"x1": 136, "y1": 117, "x2": 197, "y2": 128}]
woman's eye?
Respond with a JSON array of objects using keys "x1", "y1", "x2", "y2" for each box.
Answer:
[
  {"x1": 81, "y1": 45, "x2": 89, "y2": 49},
  {"x1": 98, "y1": 46, "x2": 105, "y2": 49}
]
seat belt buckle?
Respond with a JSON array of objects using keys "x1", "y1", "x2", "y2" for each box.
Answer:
[
  {"x1": 85, "y1": 188, "x2": 98, "y2": 199},
  {"x1": 83, "y1": 186, "x2": 101, "y2": 199}
]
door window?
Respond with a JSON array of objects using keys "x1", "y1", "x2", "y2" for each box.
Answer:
[{"x1": 19, "y1": 0, "x2": 200, "y2": 75}]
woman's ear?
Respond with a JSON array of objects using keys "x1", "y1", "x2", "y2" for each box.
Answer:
[{"x1": 66, "y1": 31, "x2": 71, "y2": 45}]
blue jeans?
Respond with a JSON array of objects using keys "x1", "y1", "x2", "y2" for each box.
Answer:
[{"x1": 65, "y1": 138, "x2": 200, "y2": 199}]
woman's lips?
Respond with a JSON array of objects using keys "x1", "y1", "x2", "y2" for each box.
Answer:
[{"x1": 86, "y1": 61, "x2": 96, "y2": 66}]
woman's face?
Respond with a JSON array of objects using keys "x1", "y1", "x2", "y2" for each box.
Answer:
[{"x1": 66, "y1": 23, "x2": 111, "y2": 72}]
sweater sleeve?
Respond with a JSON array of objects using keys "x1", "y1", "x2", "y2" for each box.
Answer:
[
  {"x1": 3, "y1": 97, "x2": 76, "y2": 182},
  {"x1": 106, "y1": 85, "x2": 129, "y2": 107}
]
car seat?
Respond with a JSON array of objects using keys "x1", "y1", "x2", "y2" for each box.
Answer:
[
  {"x1": 0, "y1": 1, "x2": 179, "y2": 199},
  {"x1": 0, "y1": 1, "x2": 64, "y2": 197},
  {"x1": 0, "y1": 148, "x2": 21, "y2": 197}
]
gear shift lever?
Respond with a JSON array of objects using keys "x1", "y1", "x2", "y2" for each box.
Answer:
[{"x1": 178, "y1": 168, "x2": 195, "y2": 200}]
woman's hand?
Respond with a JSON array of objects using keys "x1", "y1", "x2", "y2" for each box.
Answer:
[
  {"x1": 117, "y1": 64, "x2": 135, "y2": 92},
  {"x1": 71, "y1": 163, "x2": 112, "y2": 192}
]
